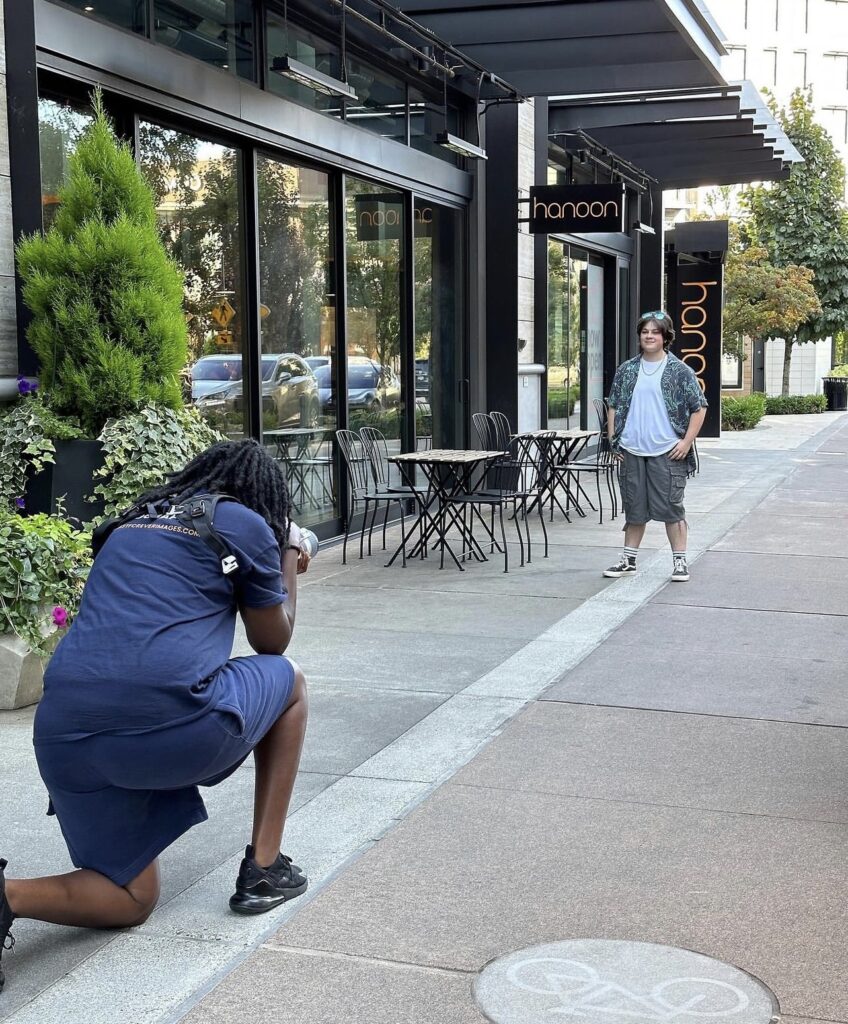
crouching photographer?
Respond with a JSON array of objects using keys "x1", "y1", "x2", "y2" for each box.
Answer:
[{"x1": 0, "y1": 439, "x2": 316, "y2": 992}]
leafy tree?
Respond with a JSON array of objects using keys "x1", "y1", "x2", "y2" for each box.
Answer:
[
  {"x1": 741, "y1": 88, "x2": 848, "y2": 393},
  {"x1": 16, "y1": 91, "x2": 187, "y2": 435},
  {"x1": 138, "y1": 127, "x2": 323, "y2": 364},
  {"x1": 723, "y1": 226, "x2": 821, "y2": 372}
]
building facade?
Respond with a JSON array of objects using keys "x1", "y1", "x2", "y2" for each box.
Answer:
[{"x1": 2, "y1": 0, "x2": 795, "y2": 531}]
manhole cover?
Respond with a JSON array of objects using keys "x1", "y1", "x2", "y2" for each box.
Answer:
[{"x1": 475, "y1": 939, "x2": 779, "y2": 1024}]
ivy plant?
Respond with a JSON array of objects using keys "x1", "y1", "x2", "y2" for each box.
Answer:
[
  {"x1": 91, "y1": 404, "x2": 223, "y2": 516},
  {"x1": 0, "y1": 509, "x2": 91, "y2": 655},
  {"x1": 0, "y1": 384, "x2": 82, "y2": 510}
]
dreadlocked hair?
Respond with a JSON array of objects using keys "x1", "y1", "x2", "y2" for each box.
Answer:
[{"x1": 134, "y1": 439, "x2": 292, "y2": 547}]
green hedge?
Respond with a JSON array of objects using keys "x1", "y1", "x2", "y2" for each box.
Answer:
[
  {"x1": 827, "y1": 364, "x2": 848, "y2": 377},
  {"x1": 548, "y1": 386, "x2": 578, "y2": 418},
  {"x1": 764, "y1": 394, "x2": 827, "y2": 415},
  {"x1": 721, "y1": 393, "x2": 766, "y2": 431}
]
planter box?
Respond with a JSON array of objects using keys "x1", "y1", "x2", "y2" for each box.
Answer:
[
  {"x1": 26, "y1": 438, "x2": 106, "y2": 523},
  {"x1": 0, "y1": 634, "x2": 49, "y2": 710}
]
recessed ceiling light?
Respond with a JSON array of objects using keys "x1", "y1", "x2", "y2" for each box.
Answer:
[{"x1": 83, "y1": 5, "x2": 94, "y2": 10}]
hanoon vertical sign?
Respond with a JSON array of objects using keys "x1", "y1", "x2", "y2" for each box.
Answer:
[{"x1": 674, "y1": 263, "x2": 723, "y2": 437}]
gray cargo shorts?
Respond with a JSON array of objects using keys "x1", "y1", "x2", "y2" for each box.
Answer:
[{"x1": 618, "y1": 449, "x2": 688, "y2": 525}]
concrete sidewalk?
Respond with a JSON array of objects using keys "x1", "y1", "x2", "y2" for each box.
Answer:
[{"x1": 2, "y1": 411, "x2": 847, "y2": 1023}]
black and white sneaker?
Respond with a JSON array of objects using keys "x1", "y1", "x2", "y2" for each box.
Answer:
[
  {"x1": 229, "y1": 846, "x2": 307, "y2": 915},
  {"x1": 603, "y1": 557, "x2": 637, "y2": 578},
  {"x1": 671, "y1": 556, "x2": 690, "y2": 582},
  {"x1": 0, "y1": 859, "x2": 16, "y2": 993}
]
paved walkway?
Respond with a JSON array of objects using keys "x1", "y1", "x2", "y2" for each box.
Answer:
[{"x1": 1, "y1": 412, "x2": 846, "y2": 1024}]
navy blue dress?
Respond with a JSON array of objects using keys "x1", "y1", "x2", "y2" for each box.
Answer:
[{"x1": 33, "y1": 500, "x2": 296, "y2": 886}]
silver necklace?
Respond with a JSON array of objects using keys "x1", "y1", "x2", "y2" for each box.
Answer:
[{"x1": 640, "y1": 356, "x2": 666, "y2": 377}]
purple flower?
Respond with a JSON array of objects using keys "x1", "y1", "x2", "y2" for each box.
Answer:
[
  {"x1": 14, "y1": 497, "x2": 25, "y2": 510},
  {"x1": 17, "y1": 376, "x2": 38, "y2": 395},
  {"x1": 51, "y1": 606, "x2": 69, "y2": 629}
]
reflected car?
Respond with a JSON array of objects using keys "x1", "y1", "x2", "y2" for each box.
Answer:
[
  {"x1": 415, "y1": 358, "x2": 429, "y2": 399},
  {"x1": 314, "y1": 358, "x2": 402, "y2": 412},
  {"x1": 304, "y1": 355, "x2": 331, "y2": 373},
  {"x1": 191, "y1": 353, "x2": 319, "y2": 426}
]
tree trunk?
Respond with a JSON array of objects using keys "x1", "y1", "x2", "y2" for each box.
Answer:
[{"x1": 781, "y1": 337, "x2": 793, "y2": 396}]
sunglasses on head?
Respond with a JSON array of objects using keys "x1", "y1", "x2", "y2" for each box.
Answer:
[{"x1": 639, "y1": 311, "x2": 668, "y2": 322}]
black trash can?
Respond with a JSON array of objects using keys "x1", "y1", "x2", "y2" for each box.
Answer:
[{"x1": 822, "y1": 377, "x2": 848, "y2": 411}]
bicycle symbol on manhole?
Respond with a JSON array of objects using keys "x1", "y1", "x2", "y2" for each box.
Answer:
[{"x1": 506, "y1": 957, "x2": 750, "y2": 1020}]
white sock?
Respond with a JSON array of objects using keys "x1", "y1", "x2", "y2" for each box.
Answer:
[{"x1": 623, "y1": 546, "x2": 638, "y2": 562}]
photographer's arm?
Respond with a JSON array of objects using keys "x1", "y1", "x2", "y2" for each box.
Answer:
[{"x1": 241, "y1": 547, "x2": 300, "y2": 655}]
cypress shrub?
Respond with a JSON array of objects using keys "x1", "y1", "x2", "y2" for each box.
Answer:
[{"x1": 15, "y1": 91, "x2": 187, "y2": 437}]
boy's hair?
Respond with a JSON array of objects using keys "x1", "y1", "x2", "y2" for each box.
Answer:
[
  {"x1": 637, "y1": 311, "x2": 676, "y2": 351},
  {"x1": 135, "y1": 439, "x2": 292, "y2": 547}
]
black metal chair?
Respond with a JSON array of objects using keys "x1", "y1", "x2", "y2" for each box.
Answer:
[
  {"x1": 336, "y1": 429, "x2": 407, "y2": 566},
  {"x1": 445, "y1": 436, "x2": 548, "y2": 572},
  {"x1": 472, "y1": 411, "x2": 498, "y2": 450},
  {"x1": 556, "y1": 430, "x2": 618, "y2": 524},
  {"x1": 360, "y1": 425, "x2": 424, "y2": 554},
  {"x1": 489, "y1": 410, "x2": 512, "y2": 452}
]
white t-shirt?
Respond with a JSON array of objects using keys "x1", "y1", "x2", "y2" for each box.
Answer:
[{"x1": 619, "y1": 357, "x2": 679, "y2": 456}]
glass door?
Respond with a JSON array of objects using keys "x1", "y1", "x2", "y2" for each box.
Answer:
[{"x1": 413, "y1": 198, "x2": 465, "y2": 449}]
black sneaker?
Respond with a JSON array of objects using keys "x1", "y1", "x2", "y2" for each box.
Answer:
[
  {"x1": 671, "y1": 556, "x2": 690, "y2": 582},
  {"x1": 0, "y1": 859, "x2": 16, "y2": 993},
  {"x1": 603, "y1": 556, "x2": 637, "y2": 578},
  {"x1": 229, "y1": 846, "x2": 307, "y2": 915}
]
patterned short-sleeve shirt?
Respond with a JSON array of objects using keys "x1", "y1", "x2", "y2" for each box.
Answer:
[{"x1": 608, "y1": 352, "x2": 707, "y2": 473}]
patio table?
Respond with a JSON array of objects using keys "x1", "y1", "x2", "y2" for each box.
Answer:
[
  {"x1": 265, "y1": 426, "x2": 333, "y2": 512},
  {"x1": 518, "y1": 429, "x2": 599, "y2": 519},
  {"x1": 386, "y1": 449, "x2": 505, "y2": 570}
]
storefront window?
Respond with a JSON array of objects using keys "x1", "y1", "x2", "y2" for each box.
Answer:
[
  {"x1": 38, "y1": 96, "x2": 93, "y2": 228},
  {"x1": 153, "y1": 0, "x2": 255, "y2": 79},
  {"x1": 345, "y1": 178, "x2": 404, "y2": 451},
  {"x1": 548, "y1": 241, "x2": 579, "y2": 428},
  {"x1": 256, "y1": 154, "x2": 338, "y2": 526},
  {"x1": 344, "y1": 60, "x2": 407, "y2": 143},
  {"x1": 138, "y1": 121, "x2": 247, "y2": 438},
  {"x1": 414, "y1": 199, "x2": 464, "y2": 448},
  {"x1": 266, "y1": 14, "x2": 344, "y2": 118},
  {"x1": 51, "y1": 0, "x2": 146, "y2": 34}
]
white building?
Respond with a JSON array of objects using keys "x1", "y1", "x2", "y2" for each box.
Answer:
[
  {"x1": 674, "y1": 0, "x2": 848, "y2": 395},
  {"x1": 710, "y1": 0, "x2": 848, "y2": 174}
]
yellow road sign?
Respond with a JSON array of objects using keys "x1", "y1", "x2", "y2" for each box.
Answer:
[{"x1": 210, "y1": 298, "x2": 236, "y2": 328}]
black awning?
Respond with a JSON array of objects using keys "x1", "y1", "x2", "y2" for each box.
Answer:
[
  {"x1": 548, "y1": 82, "x2": 802, "y2": 188},
  {"x1": 392, "y1": 0, "x2": 726, "y2": 96}
]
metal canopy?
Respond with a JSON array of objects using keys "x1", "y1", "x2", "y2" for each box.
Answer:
[
  {"x1": 392, "y1": 0, "x2": 726, "y2": 96},
  {"x1": 548, "y1": 82, "x2": 802, "y2": 189}
]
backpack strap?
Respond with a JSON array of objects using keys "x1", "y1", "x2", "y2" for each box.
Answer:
[
  {"x1": 91, "y1": 493, "x2": 241, "y2": 580},
  {"x1": 176, "y1": 495, "x2": 240, "y2": 576}
]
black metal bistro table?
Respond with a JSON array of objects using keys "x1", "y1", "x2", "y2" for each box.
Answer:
[
  {"x1": 264, "y1": 426, "x2": 333, "y2": 512},
  {"x1": 386, "y1": 449, "x2": 506, "y2": 570},
  {"x1": 519, "y1": 428, "x2": 598, "y2": 520}
]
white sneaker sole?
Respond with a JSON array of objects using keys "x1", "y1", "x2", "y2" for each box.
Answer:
[
  {"x1": 603, "y1": 570, "x2": 637, "y2": 578},
  {"x1": 671, "y1": 574, "x2": 690, "y2": 582}
]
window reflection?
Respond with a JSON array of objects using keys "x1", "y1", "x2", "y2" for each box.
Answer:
[
  {"x1": 345, "y1": 179, "x2": 404, "y2": 473},
  {"x1": 547, "y1": 241, "x2": 585, "y2": 429},
  {"x1": 409, "y1": 88, "x2": 461, "y2": 166},
  {"x1": 266, "y1": 14, "x2": 344, "y2": 118},
  {"x1": 138, "y1": 121, "x2": 247, "y2": 438},
  {"x1": 344, "y1": 59, "x2": 407, "y2": 143},
  {"x1": 38, "y1": 97, "x2": 93, "y2": 229},
  {"x1": 414, "y1": 199, "x2": 464, "y2": 448},
  {"x1": 257, "y1": 155, "x2": 338, "y2": 526},
  {"x1": 52, "y1": 0, "x2": 146, "y2": 33},
  {"x1": 153, "y1": 0, "x2": 254, "y2": 79}
]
